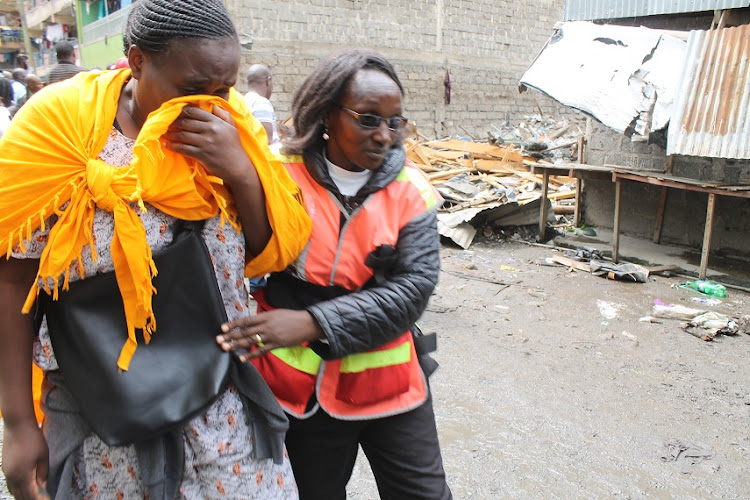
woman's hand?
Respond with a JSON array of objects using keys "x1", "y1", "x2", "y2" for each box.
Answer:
[
  {"x1": 2, "y1": 418, "x2": 49, "y2": 499},
  {"x1": 163, "y1": 104, "x2": 272, "y2": 256},
  {"x1": 217, "y1": 310, "x2": 324, "y2": 362},
  {"x1": 162, "y1": 104, "x2": 252, "y2": 185}
]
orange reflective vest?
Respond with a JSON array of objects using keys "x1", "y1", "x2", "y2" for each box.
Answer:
[{"x1": 252, "y1": 154, "x2": 440, "y2": 419}]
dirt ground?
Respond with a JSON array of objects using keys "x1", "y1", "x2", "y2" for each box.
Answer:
[
  {"x1": 348, "y1": 236, "x2": 750, "y2": 499},
  {"x1": 2, "y1": 236, "x2": 750, "y2": 499}
]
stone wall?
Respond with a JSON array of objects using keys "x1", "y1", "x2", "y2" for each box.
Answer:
[{"x1": 225, "y1": 0, "x2": 571, "y2": 139}]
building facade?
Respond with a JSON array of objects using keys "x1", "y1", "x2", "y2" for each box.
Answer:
[
  {"x1": 1, "y1": 0, "x2": 78, "y2": 73},
  {"x1": 75, "y1": 0, "x2": 130, "y2": 68}
]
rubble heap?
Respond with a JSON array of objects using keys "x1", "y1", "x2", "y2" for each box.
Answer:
[{"x1": 405, "y1": 117, "x2": 584, "y2": 249}]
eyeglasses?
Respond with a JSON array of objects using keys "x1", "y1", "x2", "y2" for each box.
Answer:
[{"x1": 338, "y1": 106, "x2": 407, "y2": 131}]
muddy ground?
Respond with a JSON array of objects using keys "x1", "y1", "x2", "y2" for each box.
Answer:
[
  {"x1": 349, "y1": 236, "x2": 750, "y2": 499},
  {"x1": 3, "y1": 237, "x2": 750, "y2": 499}
]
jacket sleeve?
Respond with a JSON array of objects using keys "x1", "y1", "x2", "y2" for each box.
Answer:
[{"x1": 306, "y1": 209, "x2": 440, "y2": 359}]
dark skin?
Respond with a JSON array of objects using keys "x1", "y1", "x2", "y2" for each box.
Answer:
[
  {"x1": 0, "y1": 258, "x2": 47, "y2": 500},
  {"x1": 0, "y1": 36, "x2": 271, "y2": 499},
  {"x1": 217, "y1": 69, "x2": 403, "y2": 360}
]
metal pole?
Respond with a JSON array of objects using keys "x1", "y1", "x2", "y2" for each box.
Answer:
[{"x1": 15, "y1": 0, "x2": 37, "y2": 72}]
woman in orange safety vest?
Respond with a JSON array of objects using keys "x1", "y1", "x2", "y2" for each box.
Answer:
[{"x1": 218, "y1": 48, "x2": 452, "y2": 500}]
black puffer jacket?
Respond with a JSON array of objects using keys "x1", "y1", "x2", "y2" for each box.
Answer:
[{"x1": 267, "y1": 145, "x2": 440, "y2": 361}]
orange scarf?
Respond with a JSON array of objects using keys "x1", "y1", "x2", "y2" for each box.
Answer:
[{"x1": 0, "y1": 69, "x2": 311, "y2": 372}]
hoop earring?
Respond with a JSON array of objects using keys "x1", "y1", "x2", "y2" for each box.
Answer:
[{"x1": 322, "y1": 130, "x2": 330, "y2": 141}]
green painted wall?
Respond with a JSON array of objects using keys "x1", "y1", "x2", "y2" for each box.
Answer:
[
  {"x1": 79, "y1": 0, "x2": 106, "y2": 26},
  {"x1": 79, "y1": 36, "x2": 125, "y2": 69},
  {"x1": 75, "y1": 0, "x2": 130, "y2": 69}
]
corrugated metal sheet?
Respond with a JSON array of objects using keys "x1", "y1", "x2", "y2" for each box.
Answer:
[
  {"x1": 667, "y1": 25, "x2": 750, "y2": 159},
  {"x1": 565, "y1": 1, "x2": 750, "y2": 21}
]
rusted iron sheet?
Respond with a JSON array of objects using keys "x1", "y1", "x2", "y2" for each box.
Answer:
[
  {"x1": 667, "y1": 25, "x2": 750, "y2": 159},
  {"x1": 565, "y1": 0, "x2": 750, "y2": 21}
]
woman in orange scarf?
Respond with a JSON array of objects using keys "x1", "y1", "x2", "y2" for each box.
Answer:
[{"x1": 0, "y1": 1, "x2": 310, "y2": 498}]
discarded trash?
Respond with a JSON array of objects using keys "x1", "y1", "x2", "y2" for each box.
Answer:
[
  {"x1": 653, "y1": 303, "x2": 739, "y2": 341},
  {"x1": 739, "y1": 316, "x2": 750, "y2": 335},
  {"x1": 638, "y1": 316, "x2": 662, "y2": 324},
  {"x1": 661, "y1": 439, "x2": 714, "y2": 474},
  {"x1": 549, "y1": 255, "x2": 591, "y2": 272},
  {"x1": 590, "y1": 260, "x2": 649, "y2": 283},
  {"x1": 564, "y1": 246, "x2": 603, "y2": 261},
  {"x1": 597, "y1": 300, "x2": 622, "y2": 320},
  {"x1": 690, "y1": 296, "x2": 722, "y2": 306},
  {"x1": 683, "y1": 280, "x2": 726, "y2": 298},
  {"x1": 686, "y1": 312, "x2": 737, "y2": 335},
  {"x1": 652, "y1": 304, "x2": 706, "y2": 321},
  {"x1": 565, "y1": 226, "x2": 597, "y2": 236}
]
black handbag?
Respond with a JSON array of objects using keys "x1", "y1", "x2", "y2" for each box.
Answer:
[{"x1": 40, "y1": 220, "x2": 231, "y2": 446}]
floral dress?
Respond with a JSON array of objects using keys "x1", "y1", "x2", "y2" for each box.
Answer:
[{"x1": 15, "y1": 127, "x2": 298, "y2": 499}]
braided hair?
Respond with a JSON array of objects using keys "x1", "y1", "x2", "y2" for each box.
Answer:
[
  {"x1": 283, "y1": 48, "x2": 404, "y2": 159},
  {"x1": 0, "y1": 78, "x2": 13, "y2": 107},
  {"x1": 123, "y1": 0, "x2": 238, "y2": 56}
]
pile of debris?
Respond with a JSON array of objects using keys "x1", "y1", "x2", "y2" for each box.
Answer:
[
  {"x1": 486, "y1": 115, "x2": 585, "y2": 164},
  {"x1": 406, "y1": 130, "x2": 579, "y2": 249}
]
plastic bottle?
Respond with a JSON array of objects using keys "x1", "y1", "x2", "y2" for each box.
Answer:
[{"x1": 684, "y1": 280, "x2": 726, "y2": 298}]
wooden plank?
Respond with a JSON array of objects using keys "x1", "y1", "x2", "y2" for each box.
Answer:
[
  {"x1": 613, "y1": 171, "x2": 750, "y2": 199},
  {"x1": 550, "y1": 255, "x2": 591, "y2": 272},
  {"x1": 413, "y1": 163, "x2": 441, "y2": 172},
  {"x1": 424, "y1": 139, "x2": 530, "y2": 163},
  {"x1": 408, "y1": 144, "x2": 433, "y2": 166},
  {"x1": 699, "y1": 193, "x2": 716, "y2": 280},
  {"x1": 547, "y1": 190, "x2": 576, "y2": 201},
  {"x1": 537, "y1": 170, "x2": 550, "y2": 242},
  {"x1": 574, "y1": 138, "x2": 585, "y2": 227},
  {"x1": 514, "y1": 171, "x2": 545, "y2": 184},
  {"x1": 653, "y1": 186, "x2": 668, "y2": 244},
  {"x1": 478, "y1": 173, "x2": 511, "y2": 190},
  {"x1": 645, "y1": 264, "x2": 678, "y2": 275},
  {"x1": 473, "y1": 159, "x2": 527, "y2": 174},
  {"x1": 422, "y1": 149, "x2": 467, "y2": 161},
  {"x1": 573, "y1": 177, "x2": 583, "y2": 227},
  {"x1": 665, "y1": 155, "x2": 675, "y2": 174},
  {"x1": 527, "y1": 164, "x2": 572, "y2": 177},
  {"x1": 553, "y1": 204, "x2": 575, "y2": 215},
  {"x1": 427, "y1": 168, "x2": 474, "y2": 181},
  {"x1": 613, "y1": 179, "x2": 622, "y2": 263}
]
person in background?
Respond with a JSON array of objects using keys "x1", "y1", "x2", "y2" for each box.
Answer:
[
  {"x1": 9, "y1": 74, "x2": 43, "y2": 117},
  {"x1": 16, "y1": 55, "x2": 29, "y2": 71},
  {"x1": 219, "y1": 48, "x2": 452, "y2": 500},
  {"x1": 0, "y1": 78, "x2": 13, "y2": 137},
  {"x1": 0, "y1": 0, "x2": 311, "y2": 498},
  {"x1": 10, "y1": 69, "x2": 26, "y2": 105},
  {"x1": 46, "y1": 40, "x2": 86, "y2": 85},
  {"x1": 243, "y1": 63, "x2": 279, "y2": 293},
  {"x1": 245, "y1": 64, "x2": 279, "y2": 145}
]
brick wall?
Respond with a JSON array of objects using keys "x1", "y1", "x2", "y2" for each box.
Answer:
[{"x1": 225, "y1": 0, "x2": 569, "y2": 139}]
